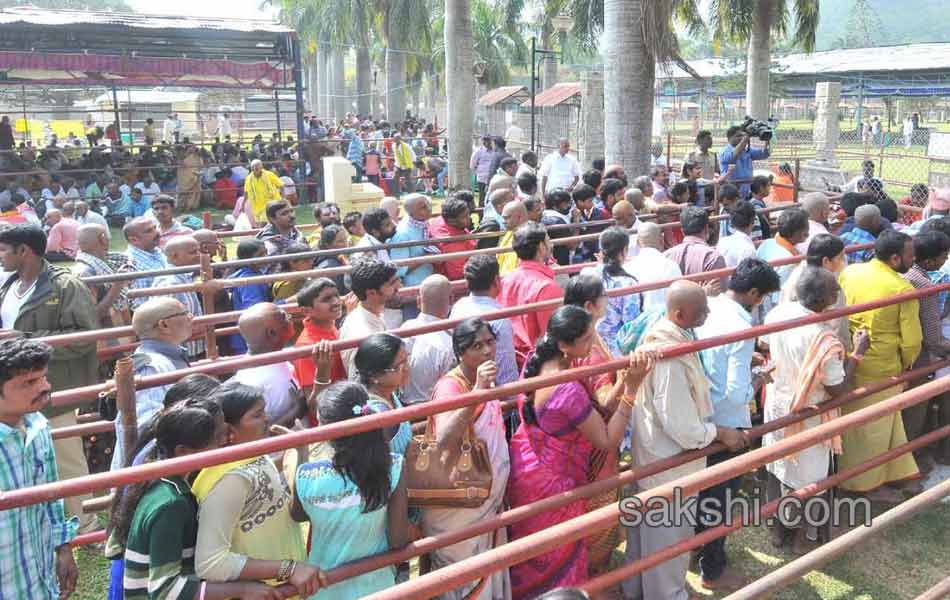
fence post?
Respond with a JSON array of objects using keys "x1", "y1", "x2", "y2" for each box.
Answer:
[
  {"x1": 666, "y1": 131, "x2": 672, "y2": 171},
  {"x1": 793, "y1": 158, "x2": 800, "y2": 205},
  {"x1": 202, "y1": 211, "x2": 212, "y2": 229},
  {"x1": 114, "y1": 356, "x2": 137, "y2": 468},
  {"x1": 199, "y1": 253, "x2": 219, "y2": 360}
]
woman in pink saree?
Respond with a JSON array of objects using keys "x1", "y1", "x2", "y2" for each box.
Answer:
[{"x1": 507, "y1": 305, "x2": 655, "y2": 599}]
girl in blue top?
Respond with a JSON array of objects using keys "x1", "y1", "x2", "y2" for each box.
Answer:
[
  {"x1": 353, "y1": 333, "x2": 413, "y2": 456},
  {"x1": 293, "y1": 381, "x2": 409, "y2": 599}
]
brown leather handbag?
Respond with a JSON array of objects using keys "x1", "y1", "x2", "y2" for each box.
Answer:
[{"x1": 405, "y1": 415, "x2": 494, "y2": 508}]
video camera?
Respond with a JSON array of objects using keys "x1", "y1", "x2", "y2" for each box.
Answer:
[{"x1": 739, "y1": 115, "x2": 778, "y2": 141}]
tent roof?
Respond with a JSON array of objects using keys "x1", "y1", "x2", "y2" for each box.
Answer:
[
  {"x1": 521, "y1": 82, "x2": 580, "y2": 108},
  {"x1": 478, "y1": 85, "x2": 528, "y2": 107}
]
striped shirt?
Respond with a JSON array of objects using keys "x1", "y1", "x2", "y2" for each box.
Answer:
[
  {"x1": 127, "y1": 246, "x2": 170, "y2": 309},
  {"x1": 0, "y1": 412, "x2": 77, "y2": 600},
  {"x1": 123, "y1": 476, "x2": 200, "y2": 600},
  {"x1": 152, "y1": 273, "x2": 206, "y2": 359}
]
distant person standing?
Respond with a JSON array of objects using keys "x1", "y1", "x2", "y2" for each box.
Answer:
[
  {"x1": 539, "y1": 138, "x2": 581, "y2": 195},
  {"x1": 719, "y1": 124, "x2": 770, "y2": 199},
  {"x1": 216, "y1": 112, "x2": 232, "y2": 138},
  {"x1": 470, "y1": 135, "x2": 495, "y2": 202},
  {"x1": 0, "y1": 115, "x2": 15, "y2": 151}
]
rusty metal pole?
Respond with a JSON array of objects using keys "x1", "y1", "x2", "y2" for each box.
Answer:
[
  {"x1": 115, "y1": 356, "x2": 137, "y2": 469},
  {"x1": 793, "y1": 157, "x2": 800, "y2": 204},
  {"x1": 912, "y1": 575, "x2": 950, "y2": 600},
  {"x1": 199, "y1": 253, "x2": 219, "y2": 360},
  {"x1": 724, "y1": 476, "x2": 950, "y2": 600}
]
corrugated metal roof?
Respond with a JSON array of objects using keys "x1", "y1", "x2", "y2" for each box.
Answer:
[
  {"x1": 478, "y1": 85, "x2": 527, "y2": 107},
  {"x1": 520, "y1": 82, "x2": 580, "y2": 108},
  {"x1": 665, "y1": 42, "x2": 950, "y2": 80},
  {"x1": 0, "y1": 6, "x2": 292, "y2": 34}
]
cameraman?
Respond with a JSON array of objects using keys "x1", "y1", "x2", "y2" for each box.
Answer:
[{"x1": 719, "y1": 124, "x2": 770, "y2": 199}]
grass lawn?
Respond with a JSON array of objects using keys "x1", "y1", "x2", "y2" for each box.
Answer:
[{"x1": 73, "y1": 501, "x2": 950, "y2": 599}]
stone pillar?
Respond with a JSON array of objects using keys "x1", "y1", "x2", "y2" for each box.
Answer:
[
  {"x1": 812, "y1": 81, "x2": 841, "y2": 167},
  {"x1": 578, "y1": 71, "x2": 604, "y2": 169}
]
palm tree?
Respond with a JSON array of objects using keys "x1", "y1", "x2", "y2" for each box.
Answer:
[
  {"x1": 380, "y1": 0, "x2": 431, "y2": 120},
  {"x1": 444, "y1": 0, "x2": 475, "y2": 189},
  {"x1": 708, "y1": 0, "x2": 819, "y2": 119},
  {"x1": 472, "y1": 0, "x2": 527, "y2": 89}
]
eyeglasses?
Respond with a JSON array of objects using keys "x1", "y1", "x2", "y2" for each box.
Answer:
[{"x1": 159, "y1": 311, "x2": 190, "y2": 323}]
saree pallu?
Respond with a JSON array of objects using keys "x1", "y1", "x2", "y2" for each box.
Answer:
[{"x1": 507, "y1": 381, "x2": 594, "y2": 600}]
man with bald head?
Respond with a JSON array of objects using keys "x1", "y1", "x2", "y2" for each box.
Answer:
[
  {"x1": 797, "y1": 192, "x2": 831, "y2": 253},
  {"x1": 231, "y1": 302, "x2": 303, "y2": 425},
  {"x1": 840, "y1": 203, "x2": 882, "y2": 263},
  {"x1": 390, "y1": 193, "x2": 435, "y2": 318},
  {"x1": 612, "y1": 199, "x2": 641, "y2": 258},
  {"x1": 153, "y1": 235, "x2": 216, "y2": 359},
  {"x1": 74, "y1": 199, "x2": 109, "y2": 238},
  {"x1": 114, "y1": 297, "x2": 193, "y2": 469},
  {"x1": 45, "y1": 205, "x2": 79, "y2": 262},
  {"x1": 75, "y1": 223, "x2": 132, "y2": 330},
  {"x1": 626, "y1": 221, "x2": 683, "y2": 311},
  {"x1": 497, "y1": 201, "x2": 528, "y2": 276},
  {"x1": 482, "y1": 187, "x2": 514, "y2": 231},
  {"x1": 623, "y1": 280, "x2": 748, "y2": 600},
  {"x1": 401, "y1": 274, "x2": 456, "y2": 404},
  {"x1": 124, "y1": 216, "x2": 168, "y2": 308}
]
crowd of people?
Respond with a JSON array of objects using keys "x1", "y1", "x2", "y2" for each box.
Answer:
[{"x1": 2, "y1": 121, "x2": 950, "y2": 600}]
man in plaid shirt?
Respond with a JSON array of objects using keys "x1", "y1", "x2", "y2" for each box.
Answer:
[
  {"x1": 0, "y1": 339, "x2": 78, "y2": 599},
  {"x1": 840, "y1": 204, "x2": 881, "y2": 263}
]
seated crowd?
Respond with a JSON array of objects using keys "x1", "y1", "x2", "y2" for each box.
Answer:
[{"x1": 2, "y1": 129, "x2": 950, "y2": 600}]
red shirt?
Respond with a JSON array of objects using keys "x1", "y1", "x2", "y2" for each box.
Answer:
[
  {"x1": 292, "y1": 318, "x2": 347, "y2": 389},
  {"x1": 497, "y1": 260, "x2": 563, "y2": 362},
  {"x1": 213, "y1": 178, "x2": 239, "y2": 209},
  {"x1": 427, "y1": 216, "x2": 476, "y2": 281}
]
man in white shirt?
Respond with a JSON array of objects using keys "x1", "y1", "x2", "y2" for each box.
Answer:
[
  {"x1": 217, "y1": 112, "x2": 232, "y2": 138},
  {"x1": 74, "y1": 201, "x2": 110, "y2": 239},
  {"x1": 339, "y1": 258, "x2": 402, "y2": 378},
  {"x1": 625, "y1": 222, "x2": 681, "y2": 311},
  {"x1": 230, "y1": 302, "x2": 303, "y2": 426},
  {"x1": 134, "y1": 171, "x2": 162, "y2": 204},
  {"x1": 716, "y1": 200, "x2": 758, "y2": 268},
  {"x1": 42, "y1": 179, "x2": 67, "y2": 214},
  {"x1": 797, "y1": 192, "x2": 831, "y2": 254},
  {"x1": 402, "y1": 274, "x2": 456, "y2": 404},
  {"x1": 515, "y1": 150, "x2": 538, "y2": 179},
  {"x1": 538, "y1": 138, "x2": 581, "y2": 195}
]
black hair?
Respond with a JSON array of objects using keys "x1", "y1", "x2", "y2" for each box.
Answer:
[
  {"x1": 317, "y1": 381, "x2": 391, "y2": 513},
  {"x1": 750, "y1": 175, "x2": 771, "y2": 196},
  {"x1": 162, "y1": 373, "x2": 221, "y2": 408},
  {"x1": 797, "y1": 266, "x2": 840, "y2": 312},
  {"x1": 236, "y1": 239, "x2": 265, "y2": 260},
  {"x1": 729, "y1": 258, "x2": 781, "y2": 295},
  {"x1": 354, "y1": 333, "x2": 404, "y2": 386},
  {"x1": 777, "y1": 208, "x2": 809, "y2": 239},
  {"x1": 319, "y1": 224, "x2": 346, "y2": 250},
  {"x1": 680, "y1": 205, "x2": 709, "y2": 236},
  {"x1": 0, "y1": 224, "x2": 47, "y2": 257},
  {"x1": 453, "y1": 190, "x2": 476, "y2": 213},
  {"x1": 441, "y1": 197, "x2": 470, "y2": 220},
  {"x1": 730, "y1": 200, "x2": 757, "y2": 230},
  {"x1": 522, "y1": 306, "x2": 592, "y2": 425},
  {"x1": 600, "y1": 178, "x2": 625, "y2": 205},
  {"x1": 342, "y1": 211, "x2": 363, "y2": 231},
  {"x1": 878, "y1": 197, "x2": 899, "y2": 223},
  {"x1": 582, "y1": 169, "x2": 602, "y2": 191},
  {"x1": 720, "y1": 183, "x2": 740, "y2": 202},
  {"x1": 151, "y1": 194, "x2": 174, "y2": 208},
  {"x1": 599, "y1": 226, "x2": 635, "y2": 279},
  {"x1": 265, "y1": 200, "x2": 290, "y2": 221},
  {"x1": 349, "y1": 258, "x2": 398, "y2": 301},
  {"x1": 521, "y1": 150, "x2": 537, "y2": 164},
  {"x1": 499, "y1": 157, "x2": 518, "y2": 172},
  {"x1": 280, "y1": 241, "x2": 312, "y2": 271},
  {"x1": 874, "y1": 229, "x2": 912, "y2": 263},
  {"x1": 517, "y1": 172, "x2": 538, "y2": 195},
  {"x1": 670, "y1": 181, "x2": 689, "y2": 202},
  {"x1": 592, "y1": 158, "x2": 606, "y2": 172},
  {"x1": 545, "y1": 189, "x2": 572, "y2": 211},
  {"x1": 914, "y1": 231, "x2": 950, "y2": 263},
  {"x1": 726, "y1": 125, "x2": 743, "y2": 139},
  {"x1": 209, "y1": 381, "x2": 264, "y2": 426},
  {"x1": 805, "y1": 234, "x2": 845, "y2": 267},
  {"x1": 571, "y1": 183, "x2": 596, "y2": 204},
  {"x1": 840, "y1": 192, "x2": 871, "y2": 217},
  {"x1": 921, "y1": 216, "x2": 950, "y2": 237},
  {"x1": 452, "y1": 317, "x2": 495, "y2": 359},
  {"x1": 107, "y1": 402, "x2": 220, "y2": 548},
  {"x1": 0, "y1": 339, "x2": 51, "y2": 389},
  {"x1": 696, "y1": 130, "x2": 712, "y2": 143},
  {"x1": 512, "y1": 221, "x2": 548, "y2": 260},
  {"x1": 603, "y1": 166, "x2": 627, "y2": 187},
  {"x1": 361, "y1": 207, "x2": 390, "y2": 235},
  {"x1": 297, "y1": 277, "x2": 339, "y2": 308},
  {"x1": 523, "y1": 196, "x2": 542, "y2": 215},
  {"x1": 563, "y1": 273, "x2": 604, "y2": 308},
  {"x1": 463, "y1": 254, "x2": 499, "y2": 292}
]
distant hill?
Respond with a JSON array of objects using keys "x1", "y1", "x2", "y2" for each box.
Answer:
[{"x1": 816, "y1": 0, "x2": 950, "y2": 50}]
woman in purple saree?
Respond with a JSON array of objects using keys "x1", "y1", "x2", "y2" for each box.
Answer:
[{"x1": 507, "y1": 306, "x2": 655, "y2": 599}]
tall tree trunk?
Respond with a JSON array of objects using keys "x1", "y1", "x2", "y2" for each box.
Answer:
[
  {"x1": 386, "y1": 45, "x2": 407, "y2": 121},
  {"x1": 356, "y1": 47, "x2": 373, "y2": 116},
  {"x1": 427, "y1": 70, "x2": 439, "y2": 123},
  {"x1": 445, "y1": 0, "x2": 474, "y2": 189},
  {"x1": 332, "y1": 47, "x2": 346, "y2": 120},
  {"x1": 540, "y1": 22, "x2": 557, "y2": 91},
  {"x1": 316, "y1": 43, "x2": 328, "y2": 119},
  {"x1": 745, "y1": 0, "x2": 772, "y2": 120},
  {"x1": 604, "y1": 0, "x2": 653, "y2": 176}
]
